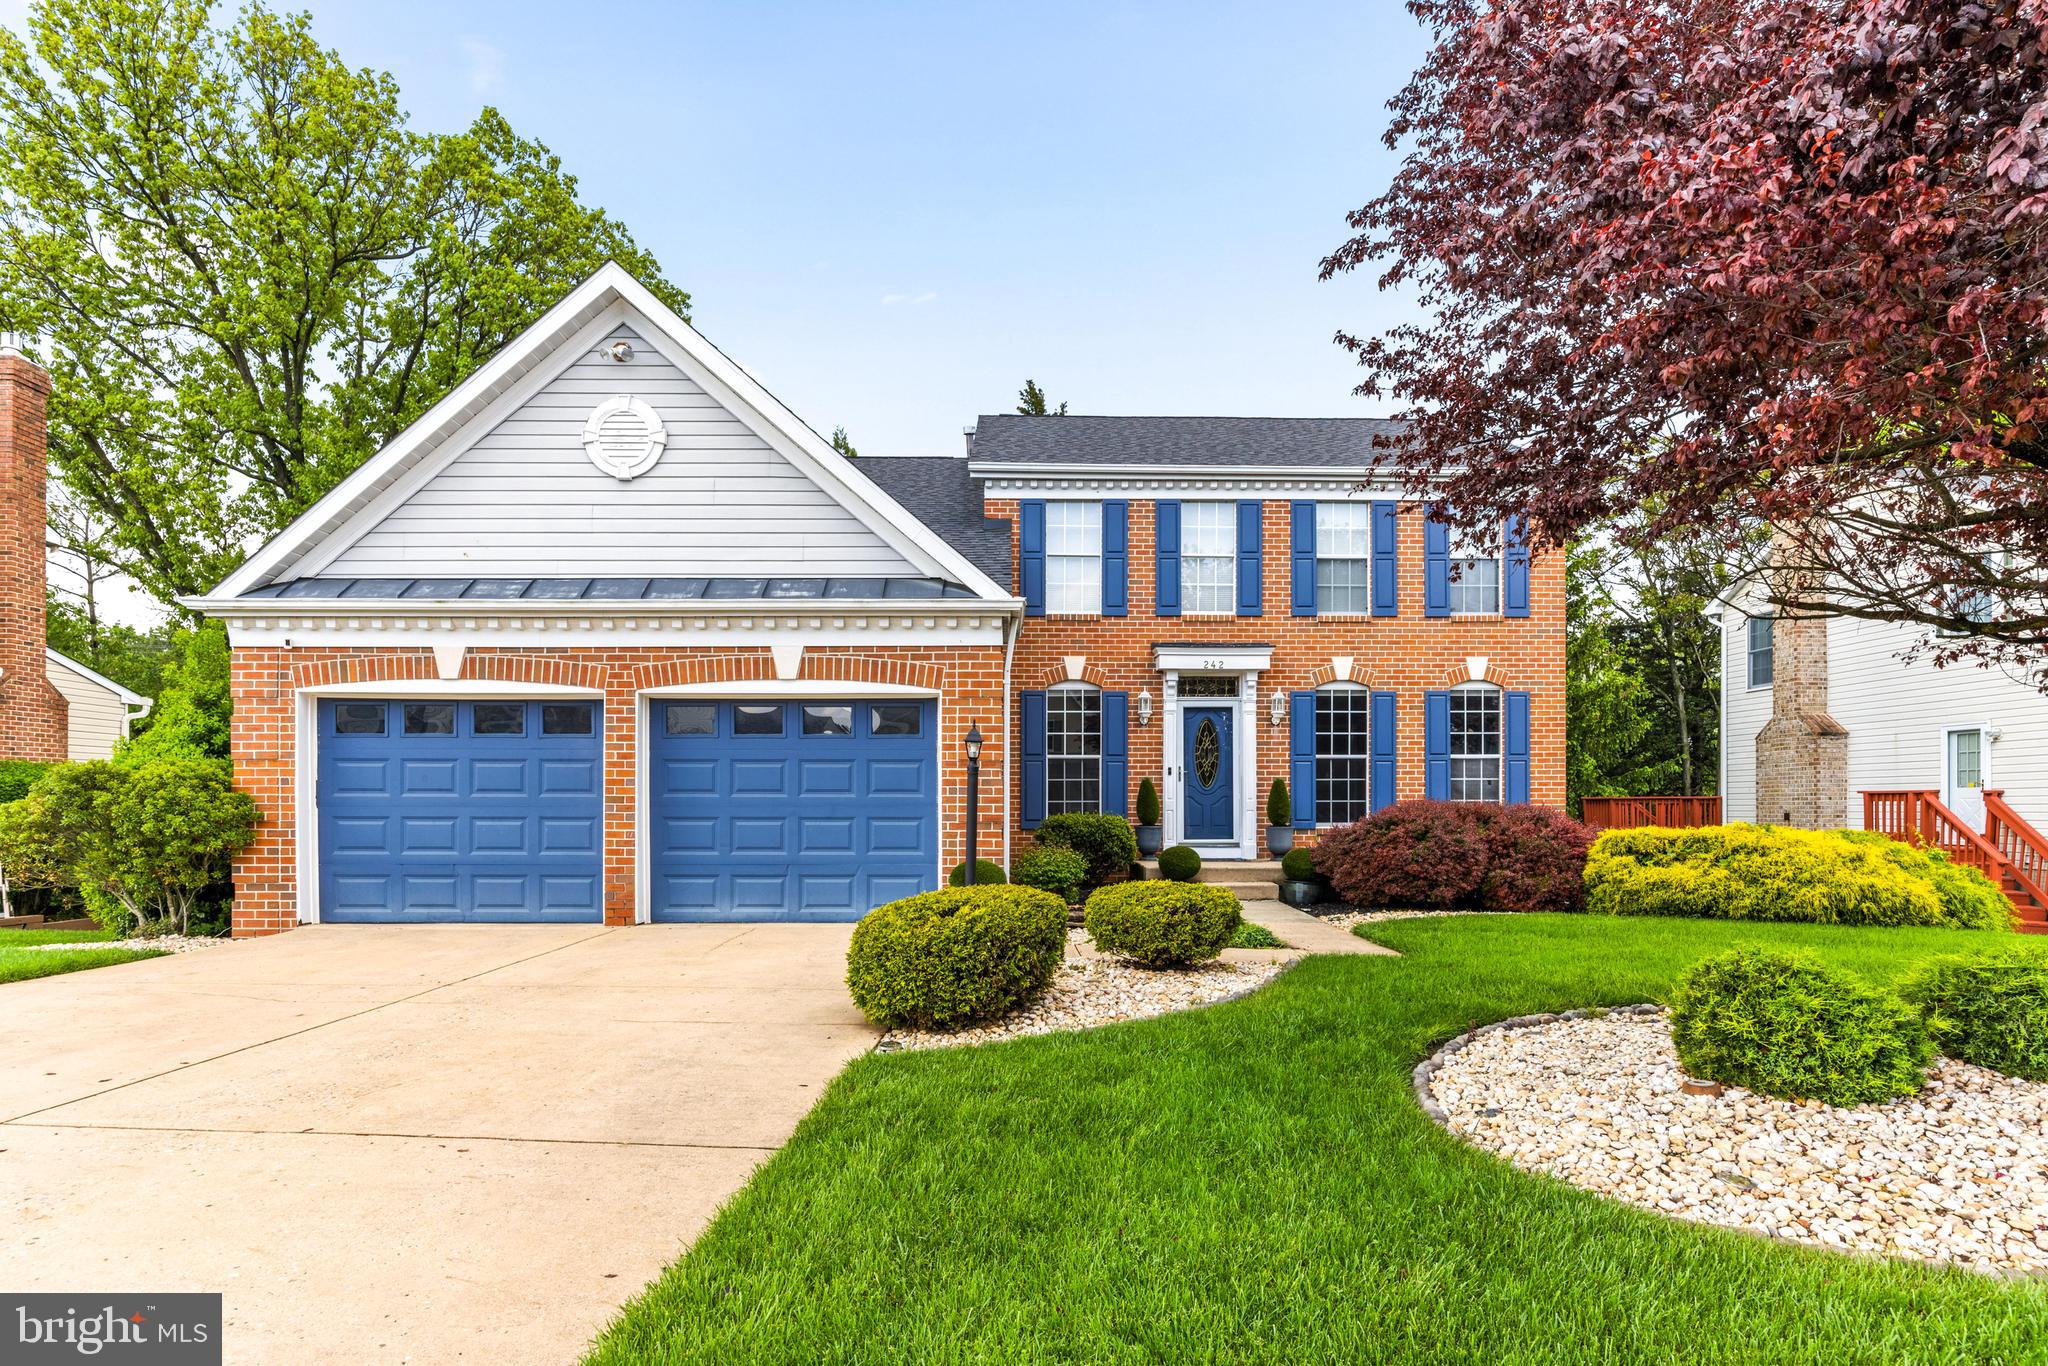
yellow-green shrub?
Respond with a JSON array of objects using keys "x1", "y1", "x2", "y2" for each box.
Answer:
[
  {"x1": 846, "y1": 886, "x2": 1067, "y2": 1028},
  {"x1": 1583, "y1": 824, "x2": 2001, "y2": 929}
]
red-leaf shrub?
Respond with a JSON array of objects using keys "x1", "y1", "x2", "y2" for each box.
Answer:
[{"x1": 1312, "y1": 800, "x2": 1594, "y2": 914}]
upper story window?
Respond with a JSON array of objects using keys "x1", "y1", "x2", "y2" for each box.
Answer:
[
  {"x1": 1315, "y1": 685, "x2": 1372, "y2": 825},
  {"x1": 1448, "y1": 525, "x2": 1500, "y2": 615},
  {"x1": 1747, "y1": 615, "x2": 1774, "y2": 688},
  {"x1": 1045, "y1": 502, "x2": 1102, "y2": 615},
  {"x1": 1181, "y1": 503, "x2": 1236, "y2": 614},
  {"x1": 1448, "y1": 682, "x2": 1502, "y2": 803},
  {"x1": 1046, "y1": 684, "x2": 1102, "y2": 815},
  {"x1": 1315, "y1": 503, "x2": 1370, "y2": 614}
]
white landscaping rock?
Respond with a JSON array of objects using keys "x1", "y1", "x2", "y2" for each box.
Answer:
[
  {"x1": 1423, "y1": 1009, "x2": 2048, "y2": 1276},
  {"x1": 15, "y1": 934, "x2": 231, "y2": 955},
  {"x1": 880, "y1": 931, "x2": 1288, "y2": 1052}
]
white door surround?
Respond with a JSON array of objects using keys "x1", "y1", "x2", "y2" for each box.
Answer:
[
  {"x1": 1154, "y1": 643, "x2": 1272, "y2": 861},
  {"x1": 1943, "y1": 723, "x2": 1992, "y2": 832}
]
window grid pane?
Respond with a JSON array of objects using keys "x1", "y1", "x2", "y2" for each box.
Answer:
[
  {"x1": 665, "y1": 704, "x2": 715, "y2": 736},
  {"x1": 1315, "y1": 689, "x2": 1372, "y2": 825},
  {"x1": 403, "y1": 702, "x2": 455, "y2": 735},
  {"x1": 1448, "y1": 687, "x2": 1502, "y2": 803},
  {"x1": 1448, "y1": 558, "x2": 1500, "y2": 615},
  {"x1": 334, "y1": 703, "x2": 385, "y2": 735},
  {"x1": 1748, "y1": 616, "x2": 1774, "y2": 687},
  {"x1": 1316, "y1": 558, "x2": 1368, "y2": 614},
  {"x1": 472, "y1": 702, "x2": 525, "y2": 736},
  {"x1": 1181, "y1": 503, "x2": 1236, "y2": 613},
  {"x1": 1046, "y1": 687, "x2": 1102, "y2": 815},
  {"x1": 1046, "y1": 503, "x2": 1102, "y2": 614}
]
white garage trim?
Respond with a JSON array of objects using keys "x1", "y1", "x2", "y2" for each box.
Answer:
[{"x1": 642, "y1": 680, "x2": 940, "y2": 699}]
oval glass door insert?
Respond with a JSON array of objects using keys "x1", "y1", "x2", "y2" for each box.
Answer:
[{"x1": 1194, "y1": 717, "x2": 1221, "y2": 786}]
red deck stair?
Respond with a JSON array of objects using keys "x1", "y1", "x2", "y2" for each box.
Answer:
[{"x1": 1863, "y1": 789, "x2": 2048, "y2": 934}]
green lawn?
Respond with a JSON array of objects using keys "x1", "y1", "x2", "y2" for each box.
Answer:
[
  {"x1": 590, "y1": 916, "x2": 2045, "y2": 1364},
  {"x1": 0, "y1": 945, "x2": 163, "y2": 983},
  {"x1": 0, "y1": 927, "x2": 118, "y2": 947}
]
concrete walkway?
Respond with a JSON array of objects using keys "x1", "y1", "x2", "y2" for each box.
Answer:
[
  {"x1": 1239, "y1": 899, "x2": 1400, "y2": 955},
  {"x1": 0, "y1": 924, "x2": 877, "y2": 1364}
]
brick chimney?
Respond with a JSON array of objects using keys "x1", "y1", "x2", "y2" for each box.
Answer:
[
  {"x1": 1752, "y1": 533, "x2": 1846, "y2": 828},
  {"x1": 0, "y1": 349, "x2": 68, "y2": 761}
]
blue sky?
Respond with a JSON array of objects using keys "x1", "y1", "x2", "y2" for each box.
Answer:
[{"x1": 297, "y1": 0, "x2": 1432, "y2": 456}]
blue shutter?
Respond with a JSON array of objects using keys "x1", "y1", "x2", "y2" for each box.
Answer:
[
  {"x1": 1289, "y1": 690, "x2": 1317, "y2": 829},
  {"x1": 1503, "y1": 514, "x2": 1530, "y2": 618},
  {"x1": 1505, "y1": 689, "x2": 1532, "y2": 804},
  {"x1": 1371, "y1": 690, "x2": 1397, "y2": 813},
  {"x1": 1020, "y1": 500, "x2": 1046, "y2": 617},
  {"x1": 1290, "y1": 500, "x2": 1317, "y2": 617},
  {"x1": 1101, "y1": 691, "x2": 1129, "y2": 816},
  {"x1": 1424, "y1": 508, "x2": 1450, "y2": 618},
  {"x1": 1102, "y1": 500, "x2": 1129, "y2": 617},
  {"x1": 1236, "y1": 499, "x2": 1263, "y2": 617},
  {"x1": 1021, "y1": 690, "x2": 1047, "y2": 828},
  {"x1": 1372, "y1": 501, "x2": 1399, "y2": 617},
  {"x1": 1154, "y1": 499, "x2": 1181, "y2": 617},
  {"x1": 1424, "y1": 690, "x2": 1451, "y2": 800}
]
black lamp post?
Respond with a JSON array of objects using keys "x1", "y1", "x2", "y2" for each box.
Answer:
[{"x1": 963, "y1": 722, "x2": 984, "y2": 884}]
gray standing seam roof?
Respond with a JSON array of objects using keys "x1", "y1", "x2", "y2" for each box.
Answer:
[
  {"x1": 965, "y1": 414, "x2": 1407, "y2": 467},
  {"x1": 242, "y1": 576, "x2": 978, "y2": 602}
]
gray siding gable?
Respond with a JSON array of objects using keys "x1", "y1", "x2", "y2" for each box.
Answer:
[{"x1": 324, "y1": 324, "x2": 921, "y2": 579}]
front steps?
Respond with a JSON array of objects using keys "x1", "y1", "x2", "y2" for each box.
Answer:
[{"x1": 1135, "y1": 857, "x2": 1285, "y2": 901}]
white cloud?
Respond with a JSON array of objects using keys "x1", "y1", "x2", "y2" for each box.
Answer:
[
  {"x1": 880, "y1": 291, "x2": 939, "y2": 306},
  {"x1": 458, "y1": 36, "x2": 505, "y2": 98}
]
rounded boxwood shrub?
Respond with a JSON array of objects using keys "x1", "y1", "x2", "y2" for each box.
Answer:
[
  {"x1": 1899, "y1": 942, "x2": 2048, "y2": 1080},
  {"x1": 1157, "y1": 844, "x2": 1202, "y2": 882},
  {"x1": 1012, "y1": 845, "x2": 1088, "y2": 905},
  {"x1": 1585, "y1": 824, "x2": 1986, "y2": 929},
  {"x1": 947, "y1": 859, "x2": 1007, "y2": 887},
  {"x1": 1085, "y1": 881, "x2": 1242, "y2": 966},
  {"x1": 846, "y1": 886, "x2": 1067, "y2": 1028},
  {"x1": 1280, "y1": 847, "x2": 1317, "y2": 882},
  {"x1": 1037, "y1": 812, "x2": 1139, "y2": 890},
  {"x1": 1313, "y1": 800, "x2": 1594, "y2": 913},
  {"x1": 1669, "y1": 946, "x2": 1931, "y2": 1106}
]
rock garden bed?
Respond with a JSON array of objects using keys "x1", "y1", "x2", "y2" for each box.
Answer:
[
  {"x1": 1420, "y1": 1007, "x2": 2048, "y2": 1275},
  {"x1": 878, "y1": 930, "x2": 1289, "y2": 1053},
  {"x1": 15, "y1": 934, "x2": 230, "y2": 955},
  {"x1": 1319, "y1": 908, "x2": 1510, "y2": 930}
]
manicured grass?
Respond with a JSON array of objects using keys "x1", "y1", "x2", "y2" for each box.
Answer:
[
  {"x1": 0, "y1": 945, "x2": 163, "y2": 984},
  {"x1": 591, "y1": 915, "x2": 2044, "y2": 1364},
  {"x1": 1229, "y1": 921, "x2": 1286, "y2": 949},
  {"x1": 0, "y1": 927, "x2": 117, "y2": 947}
]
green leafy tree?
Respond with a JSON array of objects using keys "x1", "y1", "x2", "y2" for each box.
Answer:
[
  {"x1": 1565, "y1": 545, "x2": 1665, "y2": 812},
  {"x1": 120, "y1": 621, "x2": 231, "y2": 762},
  {"x1": 0, "y1": 754, "x2": 257, "y2": 933},
  {"x1": 0, "y1": 0, "x2": 686, "y2": 603},
  {"x1": 1015, "y1": 379, "x2": 1067, "y2": 416},
  {"x1": 829, "y1": 425, "x2": 858, "y2": 459}
]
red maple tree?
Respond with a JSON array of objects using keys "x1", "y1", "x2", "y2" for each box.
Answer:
[{"x1": 1327, "y1": 0, "x2": 2048, "y2": 680}]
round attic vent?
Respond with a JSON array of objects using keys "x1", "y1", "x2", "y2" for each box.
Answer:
[{"x1": 582, "y1": 394, "x2": 668, "y2": 480}]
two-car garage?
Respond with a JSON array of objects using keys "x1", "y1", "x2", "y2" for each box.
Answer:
[{"x1": 314, "y1": 695, "x2": 940, "y2": 924}]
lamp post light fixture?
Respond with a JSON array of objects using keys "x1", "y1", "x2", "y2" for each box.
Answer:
[{"x1": 963, "y1": 722, "x2": 985, "y2": 884}]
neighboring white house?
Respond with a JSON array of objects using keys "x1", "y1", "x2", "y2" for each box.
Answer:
[
  {"x1": 44, "y1": 647, "x2": 152, "y2": 761},
  {"x1": 1717, "y1": 575, "x2": 2048, "y2": 832}
]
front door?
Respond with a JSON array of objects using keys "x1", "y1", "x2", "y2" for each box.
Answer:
[
  {"x1": 1945, "y1": 727, "x2": 1990, "y2": 831},
  {"x1": 1183, "y1": 706, "x2": 1235, "y2": 841}
]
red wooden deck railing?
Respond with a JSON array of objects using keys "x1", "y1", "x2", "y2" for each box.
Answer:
[
  {"x1": 1984, "y1": 789, "x2": 2048, "y2": 913},
  {"x1": 1579, "y1": 795, "x2": 1722, "y2": 831},
  {"x1": 1863, "y1": 788, "x2": 2048, "y2": 932}
]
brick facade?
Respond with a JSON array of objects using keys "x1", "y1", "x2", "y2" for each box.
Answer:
[
  {"x1": 990, "y1": 497, "x2": 1567, "y2": 847},
  {"x1": 228, "y1": 642, "x2": 1008, "y2": 936},
  {"x1": 0, "y1": 351, "x2": 67, "y2": 761}
]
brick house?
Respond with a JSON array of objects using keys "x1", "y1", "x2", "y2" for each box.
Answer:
[{"x1": 191, "y1": 264, "x2": 1563, "y2": 935}]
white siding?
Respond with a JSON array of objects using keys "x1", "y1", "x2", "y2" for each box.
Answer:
[
  {"x1": 1829, "y1": 614, "x2": 2048, "y2": 827},
  {"x1": 324, "y1": 325, "x2": 920, "y2": 578},
  {"x1": 45, "y1": 656, "x2": 131, "y2": 761},
  {"x1": 1718, "y1": 580, "x2": 1774, "y2": 823}
]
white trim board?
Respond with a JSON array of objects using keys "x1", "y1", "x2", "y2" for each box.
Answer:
[{"x1": 212, "y1": 263, "x2": 1011, "y2": 604}]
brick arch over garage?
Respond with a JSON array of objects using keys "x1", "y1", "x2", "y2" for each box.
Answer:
[
  {"x1": 290, "y1": 653, "x2": 437, "y2": 689},
  {"x1": 801, "y1": 653, "x2": 947, "y2": 691},
  {"x1": 463, "y1": 652, "x2": 608, "y2": 690},
  {"x1": 629, "y1": 651, "x2": 778, "y2": 691}
]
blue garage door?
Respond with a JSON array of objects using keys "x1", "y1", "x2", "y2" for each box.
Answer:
[
  {"x1": 651, "y1": 699, "x2": 937, "y2": 921},
  {"x1": 317, "y1": 699, "x2": 604, "y2": 922}
]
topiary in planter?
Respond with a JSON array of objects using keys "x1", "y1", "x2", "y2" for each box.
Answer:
[
  {"x1": 1135, "y1": 778, "x2": 1162, "y2": 827},
  {"x1": 1085, "y1": 881, "x2": 1242, "y2": 966},
  {"x1": 1267, "y1": 778, "x2": 1291, "y2": 827},
  {"x1": 1669, "y1": 946, "x2": 1931, "y2": 1106},
  {"x1": 1038, "y1": 812, "x2": 1140, "y2": 891},
  {"x1": 1280, "y1": 848, "x2": 1317, "y2": 882},
  {"x1": 1012, "y1": 846, "x2": 1088, "y2": 905},
  {"x1": 1157, "y1": 844, "x2": 1202, "y2": 882},
  {"x1": 846, "y1": 886, "x2": 1067, "y2": 1028},
  {"x1": 947, "y1": 859, "x2": 1007, "y2": 887},
  {"x1": 1899, "y1": 942, "x2": 2048, "y2": 1080}
]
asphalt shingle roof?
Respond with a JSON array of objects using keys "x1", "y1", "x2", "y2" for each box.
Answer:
[
  {"x1": 964, "y1": 414, "x2": 1406, "y2": 467},
  {"x1": 856, "y1": 456, "x2": 1014, "y2": 587}
]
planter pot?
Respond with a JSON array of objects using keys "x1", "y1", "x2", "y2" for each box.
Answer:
[
  {"x1": 1280, "y1": 879, "x2": 1323, "y2": 909},
  {"x1": 1134, "y1": 824, "x2": 1163, "y2": 857},
  {"x1": 1266, "y1": 825, "x2": 1294, "y2": 855}
]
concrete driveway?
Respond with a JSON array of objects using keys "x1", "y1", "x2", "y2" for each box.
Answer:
[{"x1": 0, "y1": 924, "x2": 876, "y2": 1363}]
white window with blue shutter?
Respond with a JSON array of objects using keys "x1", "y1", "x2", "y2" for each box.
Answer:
[
  {"x1": 1102, "y1": 500, "x2": 1129, "y2": 616},
  {"x1": 1292, "y1": 685, "x2": 1400, "y2": 828},
  {"x1": 1235, "y1": 500, "x2": 1263, "y2": 616},
  {"x1": 1180, "y1": 503, "x2": 1236, "y2": 613},
  {"x1": 1372, "y1": 502, "x2": 1399, "y2": 617},
  {"x1": 1044, "y1": 503, "x2": 1102, "y2": 615},
  {"x1": 1502, "y1": 514, "x2": 1530, "y2": 618},
  {"x1": 1425, "y1": 683, "x2": 1532, "y2": 803},
  {"x1": 1289, "y1": 502, "x2": 1317, "y2": 617},
  {"x1": 1020, "y1": 500, "x2": 1046, "y2": 616},
  {"x1": 1155, "y1": 500, "x2": 1181, "y2": 617},
  {"x1": 1023, "y1": 684, "x2": 1127, "y2": 823}
]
